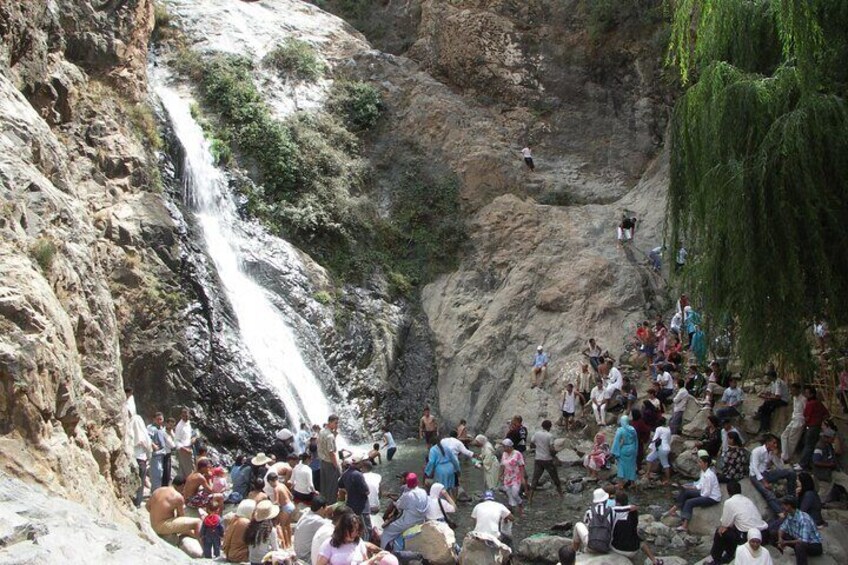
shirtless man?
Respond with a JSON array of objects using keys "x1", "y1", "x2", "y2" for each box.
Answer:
[
  {"x1": 147, "y1": 476, "x2": 201, "y2": 539},
  {"x1": 184, "y1": 458, "x2": 214, "y2": 509},
  {"x1": 419, "y1": 406, "x2": 438, "y2": 448},
  {"x1": 267, "y1": 472, "x2": 295, "y2": 548}
]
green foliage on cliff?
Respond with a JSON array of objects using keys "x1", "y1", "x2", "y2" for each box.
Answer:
[
  {"x1": 666, "y1": 0, "x2": 848, "y2": 370},
  {"x1": 30, "y1": 238, "x2": 56, "y2": 272},
  {"x1": 263, "y1": 39, "x2": 327, "y2": 81},
  {"x1": 180, "y1": 52, "x2": 464, "y2": 292},
  {"x1": 583, "y1": 0, "x2": 664, "y2": 38}
]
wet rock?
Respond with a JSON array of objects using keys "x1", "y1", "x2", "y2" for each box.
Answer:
[
  {"x1": 517, "y1": 534, "x2": 570, "y2": 563},
  {"x1": 459, "y1": 531, "x2": 511, "y2": 564},
  {"x1": 404, "y1": 521, "x2": 457, "y2": 565}
]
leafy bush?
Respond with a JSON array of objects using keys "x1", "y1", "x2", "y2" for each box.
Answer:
[
  {"x1": 152, "y1": 2, "x2": 176, "y2": 44},
  {"x1": 313, "y1": 290, "x2": 334, "y2": 304},
  {"x1": 263, "y1": 39, "x2": 327, "y2": 81},
  {"x1": 30, "y1": 238, "x2": 57, "y2": 272},
  {"x1": 327, "y1": 80, "x2": 383, "y2": 132},
  {"x1": 583, "y1": 0, "x2": 663, "y2": 39},
  {"x1": 126, "y1": 102, "x2": 162, "y2": 150}
]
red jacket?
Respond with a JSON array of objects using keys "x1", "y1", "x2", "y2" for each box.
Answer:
[{"x1": 803, "y1": 398, "x2": 829, "y2": 427}]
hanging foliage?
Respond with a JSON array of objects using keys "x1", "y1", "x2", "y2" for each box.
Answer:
[{"x1": 665, "y1": 0, "x2": 848, "y2": 371}]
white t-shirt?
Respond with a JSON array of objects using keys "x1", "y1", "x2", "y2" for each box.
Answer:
[
  {"x1": 562, "y1": 391, "x2": 577, "y2": 413},
  {"x1": 292, "y1": 462, "x2": 314, "y2": 494},
  {"x1": 310, "y1": 523, "x2": 335, "y2": 565},
  {"x1": 790, "y1": 394, "x2": 807, "y2": 421},
  {"x1": 696, "y1": 467, "x2": 722, "y2": 501},
  {"x1": 364, "y1": 471, "x2": 382, "y2": 510},
  {"x1": 383, "y1": 432, "x2": 396, "y2": 449},
  {"x1": 531, "y1": 430, "x2": 554, "y2": 461},
  {"x1": 659, "y1": 371, "x2": 675, "y2": 390},
  {"x1": 651, "y1": 427, "x2": 672, "y2": 451},
  {"x1": 591, "y1": 387, "x2": 606, "y2": 405},
  {"x1": 471, "y1": 500, "x2": 511, "y2": 537},
  {"x1": 174, "y1": 419, "x2": 192, "y2": 449},
  {"x1": 318, "y1": 538, "x2": 368, "y2": 565},
  {"x1": 294, "y1": 511, "x2": 329, "y2": 562},
  {"x1": 672, "y1": 387, "x2": 690, "y2": 413},
  {"x1": 521, "y1": 147, "x2": 532, "y2": 159},
  {"x1": 441, "y1": 437, "x2": 474, "y2": 459},
  {"x1": 720, "y1": 494, "x2": 768, "y2": 532}
]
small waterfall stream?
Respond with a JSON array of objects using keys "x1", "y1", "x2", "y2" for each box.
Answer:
[{"x1": 154, "y1": 83, "x2": 333, "y2": 431}]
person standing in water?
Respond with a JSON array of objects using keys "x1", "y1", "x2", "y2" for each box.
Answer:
[{"x1": 419, "y1": 406, "x2": 438, "y2": 449}]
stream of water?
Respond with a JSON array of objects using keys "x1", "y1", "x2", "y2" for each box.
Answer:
[{"x1": 154, "y1": 81, "x2": 333, "y2": 431}]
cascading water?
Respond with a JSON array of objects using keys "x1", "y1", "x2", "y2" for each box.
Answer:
[{"x1": 154, "y1": 83, "x2": 333, "y2": 431}]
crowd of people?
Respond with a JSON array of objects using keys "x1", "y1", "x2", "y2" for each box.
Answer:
[{"x1": 128, "y1": 291, "x2": 847, "y2": 565}]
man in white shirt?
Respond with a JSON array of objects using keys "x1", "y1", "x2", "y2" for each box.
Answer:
[
  {"x1": 528, "y1": 420, "x2": 562, "y2": 502},
  {"x1": 471, "y1": 491, "x2": 513, "y2": 539},
  {"x1": 173, "y1": 407, "x2": 194, "y2": 479},
  {"x1": 360, "y1": 461, "x2": 382, "y2": 514},
  {"x1": 440, "y1": 432, "x2": 475, "y2": 460},
  {"x1": 708, "y1": 480, "x2": 768, "y2": 564},
  {"x1": 590, "y1": 381, "x2": 607, "y2": 426},
  {"x1": 521, "y1": 146, "x2": 534, "y2": 171},
  {"x1": 749, "y1": 434, "x2": 797, "y2": 516},
  {"x1": 293, "y1": 496, "x2": 331, "y2": 562},
  {"x1": 604, "y1": 360, "x2": 623, "y2": 403},
  {"x1": 780, "y1": 383, "x2": 807, "y2": 463},
  {"x1": 657, "y1": 366, "x2": 675, "y2": 403},
  {"x1": 755, "y1": 366, "x2": 790, "y2": 433},
  {"x1": 670, "y1": 379, "x2": 690, "y2": 435}
]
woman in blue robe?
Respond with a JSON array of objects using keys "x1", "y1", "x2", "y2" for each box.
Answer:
[
  {"x1": 611, "y1": 414, "x2": 638, "y2": 486},
  {"x1": 424, "y1": 440, "x2": 460, "y2": 490}
]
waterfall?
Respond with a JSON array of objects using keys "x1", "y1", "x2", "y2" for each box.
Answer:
[{"x1": 154, "y1": 83, "x2": 333, "y2": 431}]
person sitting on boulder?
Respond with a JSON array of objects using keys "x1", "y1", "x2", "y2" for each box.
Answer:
[
  {"x1": 749, "y1": 434, "x2": 796, "y2": 517},
  {"x1": 379, "y1": 473, "x2": 429, "y2": 550},
  {"x1": 666, "y1": 451, "x2": 721, "y2": 533},
  {"x1": 755, "y1": 366, "x2": 790, "y2": 434},
  {"x1": 583, "y1": 432, "x2": 610, "y2": 481},
  {"x1": 715, "y1": 378, "x2": 744, "y2": 420},
  {"x1": 610, "y1": 491, "x2": 664, "y2": 564},
  {"x1": 571, "y1": 488, "x2": 613, "y2": 554},
  {"x1": 222, "y1": 499, "x2": 256, "y2": 563},
  {"x1": 705, "y1": 480, "x2": 767, "y2": 565},
  {"x1": 147, "y1": 476, "x2": 202, "y2": 540},
  {"x1": 531, "y1": 345, "x2": 549, "y2": 388},
  {"x1": 734, "y1": 529, "x2": 773, "y2": 565},
  {"x1": 470, "y1": 490, "x2": 514, "y2": 544},
  {"x1": 696, "y1": 415, "x2": 723, "y2": 460},
  {"x1": 717, "y1": 431, "x2": 749, "y2": 483},
  {"x1": 776, "y1": 495, "x2": 823, "y2": 564},
  {"x1": 590, "y1": 380, "x2": 608, "y2": 426},
  {"x1": 185, "y1": 458, "x2": 218, "y2": 509}
]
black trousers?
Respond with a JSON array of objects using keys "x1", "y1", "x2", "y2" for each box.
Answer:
[
  {"x1": 781, "y1": 534, "x2": 822, "y2": 565},
  {"x1": 757, "y1": 399, "x2": 787, "y2": 430},
  {"x1": 530, "y1": 459, "x2": 562, "y2": 492},
  {"x1": 710, "y1": 526, "x2": 747, "y2": 563}
]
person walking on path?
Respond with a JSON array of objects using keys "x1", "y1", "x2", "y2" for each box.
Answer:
[
  {"x1": 521, "y1": 146, "x2": 535, "y2": 171},
  {"x1": 531, "y1": 345, "x2": 549, "y2": 388},
  {"x1": 499, "y1": 439, "x2": 528, "y2": 516},
  {"x1": 611, "y1": 415, "x2": 638, "y2": 487},
  {"x1": 318, "y1": 414, "x2": 342, "y2": 504},
  {"x1": 528, "y1": 420, "x2": 563, "y2": 503}
]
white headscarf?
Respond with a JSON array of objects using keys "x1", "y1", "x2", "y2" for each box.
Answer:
[{"x1": 429, "y1": 482, "x2": 445, "y2": 500}]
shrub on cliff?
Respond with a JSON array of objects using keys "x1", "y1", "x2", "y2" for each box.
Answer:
[
  {"x1": 263, "y1": 38, "x2": 327, "y2": 81},
  {"x1": 327, "y1": 80, "x2": 383, "y2": 132}
]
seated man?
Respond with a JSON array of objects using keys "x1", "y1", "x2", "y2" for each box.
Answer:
[
  {"x1": 470, "y1": 490, "x2": 514, "y2": 545},
  {"x1": 749, "y1": 435, "x2": 796, "y2": 517},
  {"x1": 147, "y1": 476, "x2": 201, "y2": 539},
  {"x1": 531, "y1": 346, "x2": 549, "y2": 388},
  {"x1": 610, "y1": 492, "x2": 662, "y2": 564},
  {"x1": 571, "y1": 488, "x2": 612, "y2": 554},
  {"x1": 715, "y1": 378, "x2": 744, "y2": 420},
  {"x1": 755, "y1": 367, "x2": 789, "y2": 433},
  {"x1": 707, "y1": 480, "x2": 767, "y2": 565},
  {"x1": 184, "y1": 459, "x2": 215, "y2": 509},
  {"x1": 777, "y1": 496, "x2": 823, "y2": 564},
  {"x1": 293, "y1": 496, "x2": 331, "y2": 563}
]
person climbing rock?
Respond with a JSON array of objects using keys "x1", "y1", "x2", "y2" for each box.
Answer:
[
  {"x1": 531, "y1": 345, "x2": 549, "y2": 388},
  {"x1": 521, "y1": 146, "x2": 535, "y2": 170},
  {"x1": 617, "y1": 215, "x2": 637, "y2": 243}
]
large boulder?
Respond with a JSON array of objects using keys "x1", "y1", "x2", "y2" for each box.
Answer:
[
  {"x1": 575, "y1": 553, "x2": 634, "y2": 564},
  {"x1": 459, "y1": 532, "x2": 511, "y2": 564},
  {"x1": 683, "y1": 408, "x2": 712, "y2": 438},
  {"x1": 517, "y1": 534, "x2": 570, "y2": 563},
  {"x1": 646, "y1": 557, "x2": 688, "y2": 565},
  {"x1": 404, "y1": 521, "x2": 457, "y2": 565},
  {"x1": 556, "y1": 449, "x2": 583, "y2": 466},
  {"x1": 673, "y1": 450, "x2": 701, "y2": 479}
]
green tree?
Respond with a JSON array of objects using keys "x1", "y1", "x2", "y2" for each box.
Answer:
[{"x1": 666, "y1": 0, "x2": 848, "y2": 370}]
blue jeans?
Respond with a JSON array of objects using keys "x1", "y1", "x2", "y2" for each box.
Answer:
[
  {"x1": 149, "y1": 454, "x2": 165, "y2": 491},
  {"x1": 676, "y1": 488, "x2": 718, "y2": 520},
  {"x1": 202, "y1": 536, "x2": 221, "y2": 558},
  {"x1": 751, "y1": 469, "x2": 797, "y2": 515}
]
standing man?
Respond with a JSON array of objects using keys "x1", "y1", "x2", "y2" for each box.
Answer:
[
  {"x1": 528, "y1": 420, "x2": 562, "y2": 503},
  {"x1": 419, "y1": 406, "x2": 438, "y2": 449},
  {"x1": 531, "y1": 345, "x2": 549, "y2": 388},
  {"x1": 781, "y1": 383, "x2": 807, "y2": 464},
  {"x1": 174, "y1": 407, "x2": 194, "y2": 480},
  {"x1": 799, "y1": 386, "x2": 829, "y2": 470},
  {"x1": 670, "y1": 379, "x2": 690, "y2": 435},
  {"x1": 338, "y1": 455, "x2": 372, "y2": 541},
  {"x1": 521, "y1": 146, "x2": 535, "y2": 171},
  {"x1": 318, "y1": 414, "x2": 341, "y2": 503},
  {"x1": 675, "y1": 245, "x2": 688, "y2": 272},
  {"x1": 147, "y1": 412, "x2": 171, "y2": 490},
  {"x1": 755, "y1": 365, "x2": 790, "y2": 433}
]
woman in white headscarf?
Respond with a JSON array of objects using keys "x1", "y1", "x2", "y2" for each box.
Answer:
[
  {"x1": 129, "y1": 414, "x2": 152, "y2": 508},
  {"x1": 425, "y1": 482, "x2": 457, "y2": 521},
  {"x1": 473, "y1": 434, "x2": 499, "y2": 489},
  {"x1": 733, "y1": 529, "x2": 772, "y2": 565}
]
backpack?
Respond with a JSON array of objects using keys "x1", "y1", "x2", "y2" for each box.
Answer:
[{"x1": 587, "y1": 504, "x2": 612, "y2": 553}]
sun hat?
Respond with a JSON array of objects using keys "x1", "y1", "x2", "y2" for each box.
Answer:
[
  {"x1": 254, "y1": 500, "x2": 280, "y2": 521},
  {"x1": 406, "y1": 473, "x2": 419, "y2": 489},
  {"x1": 537, "y1": 345, "x2": 544, "y2": 351},
  {"x1": 276, "y1": 428, "x2": 294, "y2": 441},
  {"x1": 236, "y1": 499, "x2": 257, "y2": 519},
  {"x1": 502, "y1": 438, "x2": 514, "y2": 448},
  {"x1": 251, "y1": 452, "x2": 272, "y2": 466},
  {"x1": 592, "y1": 488, "x2": 610, "y2": 504},
  {"x1": 482, "y1": 490, "x2": 495, "y2": 501}
]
